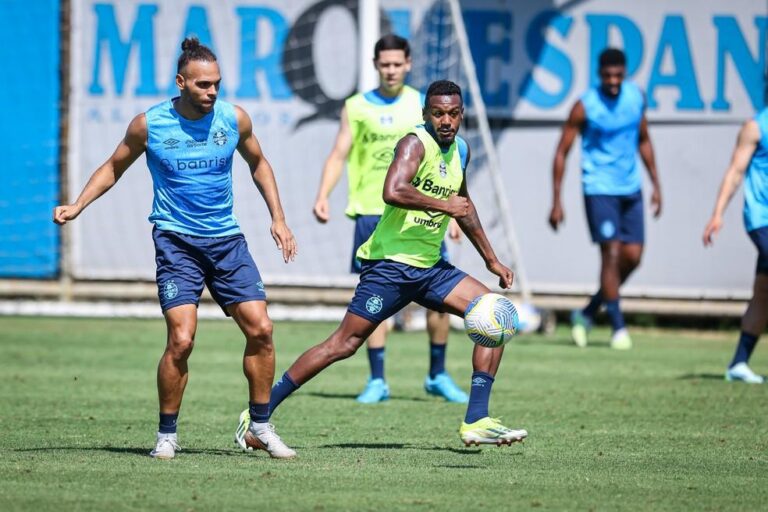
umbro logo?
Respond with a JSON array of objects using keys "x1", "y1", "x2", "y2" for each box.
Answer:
[
  {"x1": 472, "y1": 377, "x2": 487, "y2": 386},
  {"x1": 163, "y1": 138, "x2": 180, "y2": 149}
]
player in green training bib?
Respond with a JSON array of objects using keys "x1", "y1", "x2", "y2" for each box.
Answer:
[
  {"x1": 311, "y1": 34, "x2": 466, "y2": 404},
  {"x1": 264, "y1": 81, "x2": 528, "y2": 450}
]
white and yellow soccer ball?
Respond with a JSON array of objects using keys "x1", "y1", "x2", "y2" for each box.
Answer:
[{"x1": 463, "y1": 293, "x2": 519, "y2": 348}]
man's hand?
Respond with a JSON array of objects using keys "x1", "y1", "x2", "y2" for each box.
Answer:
[
  {"x1": 271, "y1": 220, "x2": 297, "y2": 263},
  {"x1": 651, "y1": 186, "x2": 662, "y2": 218},
  {"x1": 487, "y1": 260, "x2": 514, "y2": 289},
  {"x1": 702, "y1": 216, "x2": 723, "y2": 247},
  {"x1": 53, "y1": 204, "x2": 83, "y2": 225},
  {"x1": 313, "y1": 197, "x2": 330, "y2": 223},
  {"x1": 548, "y1": 201, "x2": 564, "y2": 231},
  {"x1": 444, "y1": 195, "x2": 470, "y2": 218}
]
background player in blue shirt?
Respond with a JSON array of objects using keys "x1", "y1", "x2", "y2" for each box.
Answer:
[
  {"x1": 703, "y1": 109, "x2": 768, "y2": 384},
  {"x1": 53, "y1": 38, "x2": 298, "y2": 459},
  {"x1": 549, "y1": 48, "x2": 662, "y2": 349}
]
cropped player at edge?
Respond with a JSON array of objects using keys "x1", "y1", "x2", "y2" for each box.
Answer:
[
  {"x1": 703, "y1": 107, "x2": 768, "y2": 384},
  {"x1": 549, "y1": 48, "x2": 662, "y2": 350},
  {"x1": 236, "y1": 80, "x2": 527, "y2": 451},
  {"x1": 312, "y1": 34, "x2": 467, "y2": 404}
]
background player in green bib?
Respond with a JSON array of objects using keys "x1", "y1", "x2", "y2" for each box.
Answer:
[
  {"x1": 312, "y1": 34, "x2": 466, "y2": 404},
  {"x1": 256, "y1": 81, "x2": 527, "y2": 449}
]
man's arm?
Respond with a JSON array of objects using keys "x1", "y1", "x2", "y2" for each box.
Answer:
[
  {"x1": 454, "y1": 149, "x2": 513, "y2": 288},
  {"x1": 53, "y1": 114, "x2": 147, "y2": 225},
  {"x1": 235, "y1": 106, "x2": 297, "y2": 263},
  {"x1": 382, "y1": 135, "x2": 469, "y2": 217},
  {"x1": 638, "y1": 114, "x2": 662, "y2": 218},
  {"x1": 549, "y1": 101, "x2": 585, "y2": 231},
  {"x1": 313, "y1": 106, "x2": 353, "y2": 223},
  {"x1": 703, "y1": 119, "x2": 761, "y2": 246}
]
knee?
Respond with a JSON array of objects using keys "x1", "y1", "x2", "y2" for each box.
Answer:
[
  {"x1": 166, "y1": 332, "x2": 195, "y2": 360},
  {"x1": 625, "y1": 252, "x2": 642, "y2": 271},
  {"x1": 326, "y1": 334, "x2": 364, "y2": 361},
  {"x1": 245, "y1": 318, "x2": 274, "y2": 347}
]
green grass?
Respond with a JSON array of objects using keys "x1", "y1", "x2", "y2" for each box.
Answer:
[{"x1": 0, "y1": 316, "x2": 766, "y2": 511}]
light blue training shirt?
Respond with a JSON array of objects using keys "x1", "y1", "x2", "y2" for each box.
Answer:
[
  {"x1": 744, "y1": 108, "x2": 768, "y2": 232},
  {"x1": 144, "y1": 98, "x2": 241, "y2": 237},
  {"x1": 580, "y1": 81, "x2": 645, "y2": 196}
]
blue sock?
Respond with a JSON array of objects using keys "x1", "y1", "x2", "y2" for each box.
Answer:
[
  {"x1": 464, "y1": 371, "x2": 494, "y2": 424},
  {"x1": 249, "y1": 402, "x2": 269, "y2": 424},
  {"x1": 582, "y1": 291, "x2": 603, "y2": 320},
  {"x1": 269, "y1": 372, "x2": 299, "y2": 416},
  {"x1": 429, "y1": 343, "x2": 446, "y2": 378},
  {"x1": 605, "y1": 299, "x2": 626, "y2": 332},
  {"x1": 368, "y1": 347, "x2": 385, "y2": 380},
  {"x1": 158, "y1": 412, "x2": 178, "y2": 434},
  {"x1": 729, "y1": 332, "x2": 759, "y2": 368}
]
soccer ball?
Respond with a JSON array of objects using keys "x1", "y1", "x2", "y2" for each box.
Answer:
[{"x1": 464, "y1": 293, "x2": 519, "y2": 348}]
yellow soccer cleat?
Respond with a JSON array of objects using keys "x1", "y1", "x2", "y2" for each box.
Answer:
[{"x1": 459, "y1": 417, "x2": 527, "y2": 447}]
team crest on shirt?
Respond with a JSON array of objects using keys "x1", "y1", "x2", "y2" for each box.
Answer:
[
  {"x1": 163, "y1": 280, "x2": 179, "y2": 300},
  {"x1": 380, "y1": 115, "x2": 394, "y2": 125},
  {"x1": 439, "y1": 161, "x2": 447, "y2": 178},
  {"x1": 366, "y1": 295, "x2": 384, "y2": 314},
  {"x1": 213, "y1": 130, "x2": 227, "y2": 146}
]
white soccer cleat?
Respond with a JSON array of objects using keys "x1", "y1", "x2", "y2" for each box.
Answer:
[
  {"x1": 610, "y1": 328, "x2": 633, "y2": 350},
  {"x1": 150, "y1": 432, "x2": 180, "y2": 459},
  {"x1": 570, "y1": 310, "x2": 591, "y2": 348},
  {"x1": 235, "y1": 410, "x2": 296, "y2": 459},
  {"x1": 725, "y1": 362, "x2": 765, "y2": 384}
]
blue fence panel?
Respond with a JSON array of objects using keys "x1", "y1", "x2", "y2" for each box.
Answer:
[{"x1": 0, "y1": 0, "x2": 60, "y2": 278}]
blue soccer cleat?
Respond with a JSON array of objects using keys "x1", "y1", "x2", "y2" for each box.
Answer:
[
  {"x1": 424, "y1": 372, "x2": 469, "y2": 403},
  {"x1": 356, "y1": 378, "x2": 390, "y2": 403}
]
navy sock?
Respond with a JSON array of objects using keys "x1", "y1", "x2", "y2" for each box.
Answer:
[
  {"x1": 464, "y1": 371, "x2": 495, "y2": 424},
  {"x1": 729, "y1": 332, "x2": 759, "y2": 368},
  {"x1": 248, "y1": 402, "x2": 269, "y2": 424},
  {"x1": 429, "y1": 343, "x2": 446, "y2": 378},
  {"x1": 269, "y1": 372, "x2": 299, "y2": 416},
  {"x1": 158, "y1": 412, "x2": 178, "y2": 434},
  {"x1": 605, "y1": 299, "x2": 626, "y2": 332},
  {"x1": 582, "y1": 291, "x2": 603, "y2": 319},
  {"x1": 368, "y1": 347, "x2": 385, "y2": 380}
]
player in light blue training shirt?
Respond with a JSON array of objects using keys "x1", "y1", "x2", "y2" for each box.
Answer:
[
  {"x1": 53, "y1": 38, "x2": 298, "y2": 459},
  {"x1": 703, "y1": 108, "x2": 768, "y2": 384},
  {"x1": 549, "y1": 48, "x2": 662, "y2": 350}
]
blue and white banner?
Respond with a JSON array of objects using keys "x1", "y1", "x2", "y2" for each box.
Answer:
[{"x1": 69, "y1": 0, "x2": 767, "y2": 298}]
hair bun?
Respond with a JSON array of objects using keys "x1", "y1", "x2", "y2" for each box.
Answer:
[{"x1": 181, "y1": 37, "x2": 200, "y2": 52}]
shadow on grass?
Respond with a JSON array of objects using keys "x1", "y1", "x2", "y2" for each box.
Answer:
[
  {"x1": 318, "y1": 442, "x2": 518, "y2": 456},
  {"x1": 14, "y1": 446, "x2": 242, "y2": 457},
  {"x1": 303, "y1": 391, "x2": 430, "y2": 402},
  {"x1": 677, "y1": 373, "x2": 725, "y2": 380}
]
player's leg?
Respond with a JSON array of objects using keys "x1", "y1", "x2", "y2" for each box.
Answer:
[
  {"x1": 270, "y1": 259, "x2": 414, "y2": 415},
  {"x1": 150, "y1": 228, "x2": 207, "y2": 459},
  {"x1": 423, "y1": 264, "x2": 526, "y2": 446},
  {"x1": 229, "y1": 300, "x2": 297, "y2": 458},
  {"x1": 351, "y1": 216, "x2": 390, "y2": 403},
  {"x1": 356, "y1": 323, "x2": 389, "y2": 403},
  {"x1": 607, "y1": 191, "x2": 646, "y2": 350},
  {"x1": 726, "y1": 227, "x2": 768, "y2": 383},
  {"x1": 423, "y1": 309, "x2": 468, "y2": 402},
  {"x1": 151, "y1": 304, "x2": 197, "y2": 459}
]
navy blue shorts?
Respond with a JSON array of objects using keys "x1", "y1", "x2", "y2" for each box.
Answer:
[
  {"x1": 152, "y1": 227, "x2": 266, "y2": 314},
  {"x1": 748, "y1": 226, "x2": 768, "y2": 274},
  {"x1": 584, "y1": 191, "x2": 644, "y2": 244},
  {"x1": 350, "y1": 215, "x2": 449, "y2": 273},
  {"x1": 348, "y1": 258, "x2": 467, "y2": 323}
]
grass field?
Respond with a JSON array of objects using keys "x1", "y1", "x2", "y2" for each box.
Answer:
[{"x1": 0, "y1": 316, "x2": 766, "y2": 511}]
